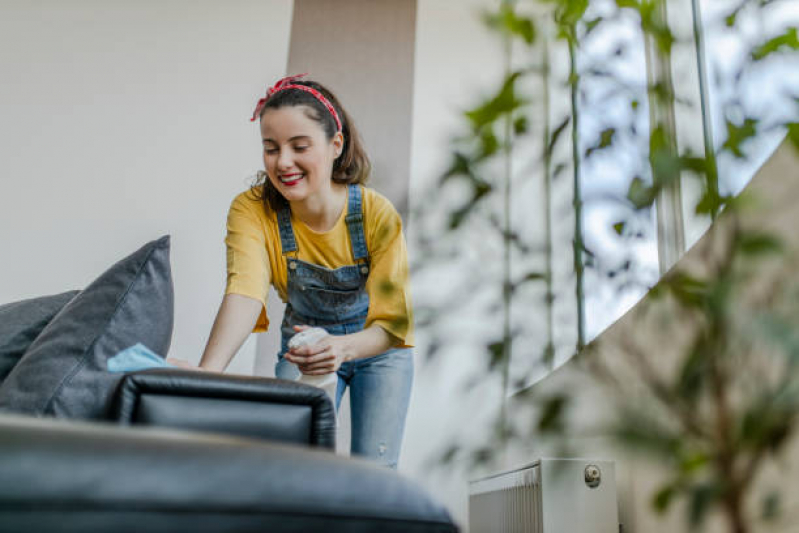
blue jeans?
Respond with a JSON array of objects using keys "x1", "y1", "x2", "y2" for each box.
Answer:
[
  {"x1": 274, "y1": 184, "x2": 414, "y2": 469},
  {"x1": 277, "y1": 347, "x2": 414, "y2": 469}
]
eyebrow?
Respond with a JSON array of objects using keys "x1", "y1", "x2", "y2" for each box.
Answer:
[{"x1": 262, "y1": 135, "x2": 312, "y2": 144}]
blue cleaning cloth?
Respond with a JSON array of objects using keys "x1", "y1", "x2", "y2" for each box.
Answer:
[{"x1": 107, "y1": 343, "x2": 176, "y2": 372}]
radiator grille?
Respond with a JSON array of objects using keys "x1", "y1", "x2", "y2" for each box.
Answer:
[
  {"x1": 469, "y1": 463, "x2": 544, "y2": 533},
  {"x1": 469, "y1": 459, "x2": 619, "y2": 533}
]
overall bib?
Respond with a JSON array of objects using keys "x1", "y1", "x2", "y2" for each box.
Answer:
[{"x1": 274, "y1": 184, "x2": 413, "y2": 469}]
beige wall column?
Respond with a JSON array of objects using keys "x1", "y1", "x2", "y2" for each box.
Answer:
[
  {"x1": 254, "y1": 1, "x2": 418, "y2": 456},
  {"x1": 287, "y1": 0, "x2": 417, "y2": 217}
]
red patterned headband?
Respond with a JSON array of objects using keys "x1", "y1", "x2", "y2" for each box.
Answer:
[{"x1": 250, "y1": 73, "x2": 343, "y2": 133}]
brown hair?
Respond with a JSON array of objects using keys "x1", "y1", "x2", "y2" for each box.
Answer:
[{"x1": 248, "y1": 79, "x2": 371, "y2": 214}]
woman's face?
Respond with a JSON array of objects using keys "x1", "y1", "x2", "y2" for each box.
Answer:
[{"x1": 260, "y1": 106, "x2": 343, "y2": 205}]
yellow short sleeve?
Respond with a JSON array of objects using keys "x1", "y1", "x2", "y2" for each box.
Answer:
[
  {"x1": 224, "y1": 193, "x2": 270, "y2": 332},
  {"x1": 363, "y1": 190, "x2": 414, "y2": 347}
]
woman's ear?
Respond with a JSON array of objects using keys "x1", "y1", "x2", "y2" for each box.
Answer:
[{"x1": 332, "y1": 131, "x2": 344, "y2": 158}]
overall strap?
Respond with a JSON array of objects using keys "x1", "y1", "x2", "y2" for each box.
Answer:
[
  {"x1": 276, "y1": 204, "x2": 298, "y2": 255},
  {"x1": 345, "y1": 184, "x2": 369, "y2": 262}
]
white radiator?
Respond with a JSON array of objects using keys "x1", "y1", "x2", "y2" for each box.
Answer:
[{"x1": 469, "y1": 458, "x2": 619, "y2": 533}]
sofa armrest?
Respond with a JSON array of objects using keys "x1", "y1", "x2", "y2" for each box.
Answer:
[{"x1": 108, "y1": 369, "x2": 335, "y2": 449}]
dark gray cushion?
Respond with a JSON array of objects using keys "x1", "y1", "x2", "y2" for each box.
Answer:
[
  {"x1": 0, "y1": 290, "x2": 80, "y2": 384},
  {"x1": 0, "y1": 236, "x2": 174, "y2": 419}
]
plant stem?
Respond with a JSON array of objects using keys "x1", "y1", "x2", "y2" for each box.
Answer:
[
  {"x1": 689, "y1": 0, "x2": 720, "y2": 221},
  {"x1": 543, "y1": 24, "x2": 555, "y2": 369},
  {"x1": 568, "y1": 32, "x2": 586, "y2": 352},
  {"x1": 499, "y1": 0, "x2": 514, "y2": 444}
]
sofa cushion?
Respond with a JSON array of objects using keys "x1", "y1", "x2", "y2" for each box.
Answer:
[
  {"x1": 0, "y1": 236, "x2": 174, "y2": 418},
  {"x1": 0, "y1": 290, "x2": 80, "y2": 384},
  {"x1": 0, "y1": 414, "x2": 458, "y2": 533}
]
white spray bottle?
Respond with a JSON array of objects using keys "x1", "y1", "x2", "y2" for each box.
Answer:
[{"x1": 287, "y1": 327, "x2": 338, "y2": 406}]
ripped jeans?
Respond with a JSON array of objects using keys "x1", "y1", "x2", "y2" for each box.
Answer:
[{"x1": 278, "y1": 346, "x2": 414, "y2": 469}]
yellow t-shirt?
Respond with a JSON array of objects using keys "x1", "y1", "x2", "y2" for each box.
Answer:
[{"x1": 224, "y1": 185, "x2": 414, "y2": 348}]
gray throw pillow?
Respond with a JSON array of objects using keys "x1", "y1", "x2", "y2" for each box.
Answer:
[
  {"x1": 0, "y1": 236, "x2": 174, "y2": 419},
  {"x1": 0, "y1": 290, "x2": 80, "y2": 384}
]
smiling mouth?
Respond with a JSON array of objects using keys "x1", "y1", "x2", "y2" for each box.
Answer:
[{"x1": 279, "y1": 173, "x2": 305, "y2": 185}]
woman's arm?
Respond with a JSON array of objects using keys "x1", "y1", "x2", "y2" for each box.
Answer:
[
  {"x1": 285, "y1": 324, "x2": 396, "y2": 375},
  {"x1": 197, "y1": 293, "x2": 263, "y2": 372}
]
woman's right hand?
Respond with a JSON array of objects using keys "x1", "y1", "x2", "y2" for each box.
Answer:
[{"x1": 167, "y1": 357, "x2": 203, "y2": 370}]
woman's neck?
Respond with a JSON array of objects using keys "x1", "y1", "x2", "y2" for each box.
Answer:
[{"x1": 291, "y1": 183, "x2": 348, "y2": 233}]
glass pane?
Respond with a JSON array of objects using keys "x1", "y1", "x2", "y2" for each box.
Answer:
[
  {"x1": 508, "y1": 0, "x2": 661, "y2": 391},
  {"x1": 701, "y1": 0, "x2": 799, "y2": 197}
]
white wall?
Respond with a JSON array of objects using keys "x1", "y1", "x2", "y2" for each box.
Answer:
[
  {"x1": 403, "y1": 0, "x2": 506, "y2": 527},
  {"x1": 0, "y1": 0, "x2": 293, "y2": 374}
]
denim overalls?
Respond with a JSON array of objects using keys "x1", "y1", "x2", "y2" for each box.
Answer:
[{"x1": 274, "y1": 184, "x2": 413, "y2": 469}]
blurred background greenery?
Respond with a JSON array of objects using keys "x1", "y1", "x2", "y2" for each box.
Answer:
[{"x1": 411, "y1": 0, "x2": 799, "y2": 530}]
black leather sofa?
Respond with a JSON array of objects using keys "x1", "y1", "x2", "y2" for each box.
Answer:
[{"x1": 0, "y1": 369, "x2": 458, "y2": 532}]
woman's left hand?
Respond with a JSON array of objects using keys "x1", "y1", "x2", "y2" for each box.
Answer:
[{"x1": 285, "y1": 325, "x2": 350, "y2": 375}]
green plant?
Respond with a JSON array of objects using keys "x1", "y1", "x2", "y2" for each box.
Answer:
[{"x1": 413, "y1": 0, "x2": 799, "y2": 530}]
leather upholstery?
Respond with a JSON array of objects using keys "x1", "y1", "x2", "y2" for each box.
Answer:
[
  {"x1": 0, "y1": 414, "x2": 458, "y2": 533},
  {"x1": 109, "y1": 368, "x2": 336, "y2": 449}
]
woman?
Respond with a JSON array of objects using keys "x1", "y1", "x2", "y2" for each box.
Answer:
[{"x1": 196, "y1": 74, "x2": 414, "y2": 469}]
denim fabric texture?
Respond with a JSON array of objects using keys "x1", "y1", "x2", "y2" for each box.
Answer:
[{"x1": 274, "y1": 184, "x2": 413, "y2": 469}]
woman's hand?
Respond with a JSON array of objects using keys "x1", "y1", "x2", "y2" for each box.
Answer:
[
  {"x1": 166, "y1": 357, "x2": 209, "y2": 371},
  {"x1": 285, "y1": 325, "x2": 350, "y2": 375}
]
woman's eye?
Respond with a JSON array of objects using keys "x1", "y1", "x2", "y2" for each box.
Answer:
[
  {"x1": 294, "y1": 146, "x2": 309, "y2": 152},
  {"x1": 264, "y1": 148, "x2": 278, "y2": 155}
]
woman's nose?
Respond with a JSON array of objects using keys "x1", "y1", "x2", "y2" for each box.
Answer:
[{"x1": 277, "y1": 149, "x2": 293, "y2": 170}]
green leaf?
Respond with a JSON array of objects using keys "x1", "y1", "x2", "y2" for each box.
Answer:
[
  {"x1": 612, "y1": 410, "x2": 681, "y2": 457},
  {"x1": 520, "y1": 271, "x2": 546, "y2": 283},
  {"x1": 786, "y1": 122, "x2": 799, "y2": 152},
  {"x1": 487, "y1": 340, "x2": 507, "y2": 370},
  {"x1": 739, "y1": 398, "x2": 793, "y2": 452},
  {"x1": 542, "y1": 341, "x2": 555, "y2": 368},
  {"x1": 585, "y1": 127, "x2": 616, "y2": 158},
  {"x1": 679, "y1": 155, "x2": 707, "y2": 175},
  {"x1": 546, "y1": 116, "x2": 571, "y2": 159},
  {"x1": 441, "y1": 152, "x2": 473, "y2": 184},
  {"x1": 627, "y1": 176, "x2": 658, "y2": 209},
  {"x1": 448, "y1": 179, "x2": 493, "y2": 229},
  {"x1": 639, "y1": 0, "x2": 675, "y2": 54},
  {"x1": 649, "y1": 124, "x2": 681, "y2": 187},
  {"x1": 585, "y1": 16, "x2": 604, "y2": 36},
  {"x1": 662, "y1": 271, "x2": 709, "y2": 308},
  {"x1": 722, "y1": 118, "x2": 758, "y2": 159},
  {"x1": 513, "y1": 116, "x2": 529, "y2": 136},
  {"x1": 694, "y1": 190, "x2": 727, "y2": 216},
  {"x1": 653, "y1": 484, "x2": 677, "y2": 513},
  {"x1": 439, "y1": 445, "x2": 459, "y2": 465},
  {"x1": 465, "y1": 72, "x2": 528, "y2": 132},
  {"x1": 478, "y1": 128, "x2": 500, "y2": 158},
  {"x1": 537, "y1": 394, "x2": 568, "y2": 432},
  {"x1": 542, "y1": 0, "x2": 588, "y2": 33},
  {"x1": 751, "y1": 27, "x2": 799, "y2": 61},
  {"x1": 678, "y1": 451, "x2": 708, "y2": 475},
  {"x1": 484, "y1": 4, "x2": 537, "y2": 45},
  {"x1": 688, "y1": 483, "x2": 721, "y2": 527},
  {"x1": 737, "y1": 232, "x2": 783, "y2": 255},
  {"x1": 676, "y1": 350, "x2": 707, "y2": 401},
  {"x1": 649, "y1": 81, "x2": 675, "y2": 106}
]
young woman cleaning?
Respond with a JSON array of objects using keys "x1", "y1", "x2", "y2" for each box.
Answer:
[{"x1": 194, "y1": 74, "x2": 414, "y2": 469}]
